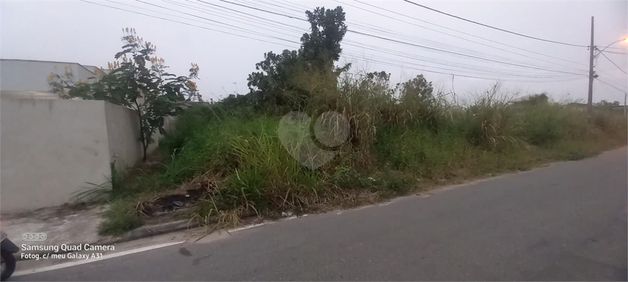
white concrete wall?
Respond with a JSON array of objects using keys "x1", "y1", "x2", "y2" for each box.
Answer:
[
  {"x1": 104, "y1": 102, "x2": 144, "y2": 171},
  {"x1": 1, "y1": 98, "x2": 111, "y2": 213},
  {"x1": 1, "y1": 97, "x2": 176, "y2": 213},
  {"x1": 104, "y1": 103, "x2": 174, "y2": 172}
]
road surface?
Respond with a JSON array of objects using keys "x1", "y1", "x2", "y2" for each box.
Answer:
[{"x1": 14, "y1": 147, "x2": 628, "y2": 281}]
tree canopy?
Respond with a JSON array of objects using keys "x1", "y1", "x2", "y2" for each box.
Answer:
[
  {"x1": 247, "y1": 6, "x2": 350, "y2": 112},
  {"x1": 49, "y1": 28, "x2": 201, "y2": 161}
]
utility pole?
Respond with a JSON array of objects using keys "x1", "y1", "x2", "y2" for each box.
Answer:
[
  {"x1": 624, "y1": 92, "x2": 627, "y2": 117},
  {"x1": 587, "y1": 16, "x2": 595, "y2": 115}
]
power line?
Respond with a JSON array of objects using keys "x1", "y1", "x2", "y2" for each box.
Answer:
[
  {"x1": 163, "y1": 0, "x2": 582, "y2": 78},
  {"x1": 596, "y1": 78, "x2": 626, "y2": 93},
  {"x1": 245, "y1": 0, "x2": 303, "y2": 14},
  {"x1": 347, "y1": 30, "x2": 586, "y2": 76},
  {"x1": 281, "y1": 0, "x2": 580, "y2": 72},
  {"x1": 135, "y1": 0, "x2": 299, "y2": 45},
  {"x1": 113, "y1": 0, "x2": 304, "y2": 42},
  {"x1": 218, "y1": 0, "x2": 306, "y2": 21},
  {"x1": 343, "y1": 40, "x2": 580, "y2": 78},
  {"x1": 403, "y1": 0, "x2": 588, "y2": 48},
  {"x1": 213, "y1": 0, "x2": 587, "y2": 76},
  {"x1": 329, "y1": 0, "x2": 590, "y2": 70},
  {"x1": 603, "y1": 50, "x2": 628, "y2": 55},
  {"x1": 164, "y1": 0, "x2": 303, "y2": 38},
  {"x1": 343, "y1": 53, "x2": 586, "y2": 83},
  {"x1": 168, "y1": 0, "x2": 584, "y2": 79},
  {"x1": 349, "y1": 0, "x2": 588, "y2": 67},
  {"x1": 605, "y1": 46, "x2": 628, "y2": 51},
  {"x1": 273, "y1": 0, "x2": 591, "y2": 80},
  {"x1": 84, "y1": 0, "x2": 589, "y2": 85},
  {"x1": 219, "y1": 0, "x2": 590, "y2": 75},
  {"x1": 79, "y1": 0, "x2": 300, "y2": 48},
  {"x1": 271, "y1": 0, "x2": 309, "y2": 12},
  {"x1": 595, "y1": 70, "x2": 627, "y2": 89},
  {"x1": 340, "y1": 10, "x2": 586, "y2": 72},
  {"x1": 183, "y1": 1, "x2": 299, "y2": 33},
  {"x1": 194, "y1": 0, "x2": 305, "y2": 33},
  {"x1": 598, "y1": 51, "x2": 627, "y2": 74},
  {"x1": 344, "y1": 51, "x2": 580, "y2": 81}
]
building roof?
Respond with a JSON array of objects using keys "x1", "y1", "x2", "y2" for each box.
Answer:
[
  {"x1": 0, "y1": 58, "x2": 99, "y2": 76},
  {"x1": 0, "y1": 91, "x2": 59, "y2": 100}
]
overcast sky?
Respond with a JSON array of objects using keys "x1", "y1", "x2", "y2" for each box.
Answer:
[{"x1": 2, "y1": 0, "x2": 626, "y2": 103}]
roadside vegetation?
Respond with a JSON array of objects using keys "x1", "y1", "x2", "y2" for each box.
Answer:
[
  {"x1": 97, "y1": 80, "x2": 626, "y2": 236},
  {"x1": 57, "y1": 8, "x2": 627, "y2": 236}
]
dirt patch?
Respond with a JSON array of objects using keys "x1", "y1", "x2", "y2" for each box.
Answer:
[{"x1": 136, "y1": 180, "x2": 215, "y2": 217}]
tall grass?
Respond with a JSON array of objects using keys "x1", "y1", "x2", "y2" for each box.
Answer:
[{"x1": 98, "y1": 71, "x2": 627, "y2": 235}]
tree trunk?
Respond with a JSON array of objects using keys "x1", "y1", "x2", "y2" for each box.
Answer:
[{"x1": 134, "y1": 101, "x2": 148, "y2": 162}]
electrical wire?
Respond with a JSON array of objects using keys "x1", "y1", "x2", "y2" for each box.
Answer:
[
  {"x1": 342, "y1": 40, "x2": 580, "y2": 78},
  {"x1": 598, "y1": 51, "x2": 627, "y2": 74},
  {"x1": 211, "y1": 0, "x2": 588, "y2": 76},
  {"x1": 80, "y1": 0, "x2": 299, "y2": 48},
  {"x1": 164, "y1": 0, "x2": 304, "y2": 37},
  {"x1": 218, "y1": 0, "x2": 306, "y2": 21},
  {"x1": 596, "y1": 70, "x2": 627, "y2": 88},
  {"x1": 343, "y1": 51, "x2": 580, "y2": 81},
  {"x1": 352, "y1": 0, "x2": 588, "y2": 67},
  {"x1": 347, "y1": 30, "x2": 586, "y2": 76},
  {"x1": 195, "y1": 0, "x2": 305, "y2": 33},
  {"x1": 82, "y1": 0, "x2": 589, "y2": 84},
  {"x1": 164, "y1": 0, "x2": 583, "y2": 79},
  {"x1": 605, "y1": 46, "x2": 628, "y2": 51},
  {"x1": 596, "y1": 78, "x2": 627, "y2": 93},
  {"x1": 343, "y1": 53, "x2": 587, "y2": 83},
  {"x1": 235, "y1": 0, "x2": 588, "y2": 75},
  {"x1": 403, "y1": 0, "x2": 588, "y2": 48},
  {"x1": 603, "y1": 50, "x2": 628, "y2": 55},
  {"x1": 184, "y1": 0, "x2": 586, "y2": 79},
  {"x1": 344, "y1": 18, "x2": 584, "y2": 72},
  {"x1": 254, "y1": 0, "x2": 303, "y2": 14},
  {"x1": 135, "y1": 0, "x2": 299, "y2": 45},
  {"x1": 278, "y1": 0, "x2": 591, "y2": 72}
]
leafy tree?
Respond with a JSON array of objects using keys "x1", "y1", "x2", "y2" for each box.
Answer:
[
  {"x1": 515, "y1": 93, "x2": 549, "y2": 106},
  {"x1": 595, "y1": 100, "x2": 621, "y2": 110},
  {"x1": 359, "y1": 71, "x2": 394, "y2": 98},
  {"x1": 397, "y1": 74, "x2": 440, "y2": 130},
  {"x1": 398, "y1": 74, "x2": 434, "y2": 105},
  {"x1": 247, "y1": 6, "x2": 350, "y2": 112},
  {"x1": 49, "y1": 28, "x2": 201, "y2": 161},
  {"x1": 300, "y1": 7, "x2": 349, "y2": 76},
  {"x1": 247, "y1": 50, "x2": 305, "y2": 111}
]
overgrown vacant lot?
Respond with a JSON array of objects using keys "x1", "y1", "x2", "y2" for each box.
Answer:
[
  {"x1": 95, "y1": 77, "x2": 627, "y2": 236},
  {"x1": 71, "y1": 7, "x2": 625, "y2": 236}
]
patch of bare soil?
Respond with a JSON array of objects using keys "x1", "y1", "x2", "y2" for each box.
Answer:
[{"x1": 137, "y1": 187, "x2": 206, "y2": 217}]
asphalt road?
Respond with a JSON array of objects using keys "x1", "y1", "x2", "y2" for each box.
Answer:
[{"x1": 15, "y1": 147, "x2": 627, "y2": 281}]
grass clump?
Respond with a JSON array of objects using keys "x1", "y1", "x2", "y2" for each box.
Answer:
[{"x1": 98, "y1": 198, "x2": 143, "y2": 235}]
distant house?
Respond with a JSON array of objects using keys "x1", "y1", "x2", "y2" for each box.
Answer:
[
  {"x1": 610, "y1": 105, "x2": 626, "y2": 113},
  {"x1": 566, "y1": 102, "x2": 588, "y2": 111},
  {"x1": 0, "y1": 59, "x2": 105, "y2": 100},
  {"x1": 508, "y1": 93, "x2": 550, "y2": 110}
]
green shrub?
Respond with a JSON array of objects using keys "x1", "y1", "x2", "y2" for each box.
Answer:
[{"x1": 517, "y1": 104, "x2": 563, "y2": 146}]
